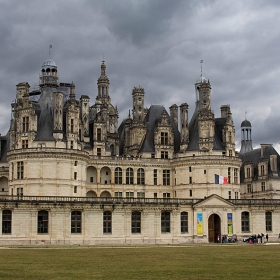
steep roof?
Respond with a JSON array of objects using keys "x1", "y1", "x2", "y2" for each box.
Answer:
[
  {"x1": 240, "y1": 145, "x2": 280, "y2": 182},
  {"x1": 140, "y1": 105, "x2": 180, "y2": 153}
]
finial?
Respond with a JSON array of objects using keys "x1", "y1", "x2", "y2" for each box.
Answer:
[
  {"x1": 200, "y1": 60, "x2": 203, "y2": 77},
  {"x1": 49, "y1": 45, "x2": 52, "y2": 56},
  {"x1": 245, "y1": 111, "x2": 247, "y2": 120}
]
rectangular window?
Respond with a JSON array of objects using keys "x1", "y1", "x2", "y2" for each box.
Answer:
[
  {"x1": 22, "y1": 116, "x2": 29, "y2": 132},
  {"x1": 241, "y1": 212, "x2": 250, "y2": 232},
  {"x1": 163, "y1": 192, "x2": 170, "y2": 198},
  {"x1": 260, "y1": 165, "x2": 265, "y2": 176},
  {"x1": 234, "y1": 168, "x2": 238, "y2": 184},
  {"x1": 154, "y1": 169, "x2": 157, "y2": 185},
  {"x1": 151, "y1": 153, "x2": 155, "y2": 158},
  {"x1": 181, "y1": 212, "x2": 188, "y2": 233},
  {"x1": 114, "y1": 192, "x2": 122, "y2": 198},
  {"x1": 22, "y1": 140, "x2": 28, "y2": 149},
  {"x1": 154, "y1": 193, "x2": 157, "y2": 198},
  {"x1": 161, "y1": 211, "x2": 170, "y2": 233},
  {"x1": 163, "y1": 170, "x2": 170, "y2": 185},
  {"x1": 265, "y1": 211, "x2": 272, "y2": 231},
  {"x1": 97, "y1": 148, "x2": 101, "y2": 157},
  {"x1": 103, "y1": 211, "x2": 112, "y2": 233},
  {"x1": 74, "y1": 161, "x2": 78, "y2": 166},
  {"x1": 90, "y1": 177, "x2": 93, "y2": 183},
  {"x1": 17, "y1": 187, "x2": 23, "y2": 196},
  {"x1": 71, "y1": 211, "x2": 82, "y2": 234},
  {"x1": 74, "y1": 172, "x2": 77, "y2": 180},
  {"x1": 137, "y1": 192, "x2": 145, "y2": 198},
  {"x1": 70, "y1": 141, "x2": 74, "y2": 149},
  {"x1": 126, "y1": 192, "x2": 134, "y2": 198},
  {"x1": 246, "y1": 167, "x2": 251, "y2": 178},
  {"x1": 2, "y1": 210, "x2": 12, "y2": 234},
  {"x1": 204, "y1": 170, "x2": 206, "y2": 174},
  {"x1": 261, "y1": 182, "x2": 266, "y2": 192},
  {"x1": 17, "y1": 161, "x2": 24, "y2": 179},
  {"x1": 160, "y1": 132, "x2": 168, "y2": 145},
  {"x1": 228, "y1": 167, "x2": 231, "y2": 184},
  {"x1": 38, "y1": 210, "x2": 48, "y2": 234},
  {"x1": 189, "y1": 177, "x2": 192, "y2": 184},
  {"x1": 74, "y1": 186, "x2": 77, "y2": 193},
  {"x1": 228, "y1": 191, "x2": 231, "y2": 199},
  {"x1": 235, "y1": 191, "x2": 238, "y2": 199},
  {"x1": 131, "y1": 211, "x2": 141, "y2": 234},
  {"x1": 97, "y1": 128, "x2": 101, "y2": 141},
  {"x1": 189, "y1": 190, "x2": 192, "y2": 197},
  {"x1": 70, "y1": 119, "x2": 74, "y2": 133},
  {"x1": 189, "y1": 166, "x2": 192, "y2": 172},
  {"x1": 247, "y1": 184, "x2": 252, "y2": 193},
  {"x1": 161, "y1": 151, "x2": 168, "y2": 159}
]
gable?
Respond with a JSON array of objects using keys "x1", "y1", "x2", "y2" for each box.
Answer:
[{"x1": 194, "y1": 195, "x2": 234, "y2": 208}]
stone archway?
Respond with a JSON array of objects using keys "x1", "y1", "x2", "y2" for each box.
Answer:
[{"x1": 208, "y1": 214, "x2": 221, "y2": 243}]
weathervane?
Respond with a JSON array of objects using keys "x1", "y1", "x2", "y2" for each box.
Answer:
[
  {"x1": 49, "y1": 45, "x2": 52, "y2": 56},
  {"x1": 200, "y1": 60, "x2": 203, "y2": 77}
]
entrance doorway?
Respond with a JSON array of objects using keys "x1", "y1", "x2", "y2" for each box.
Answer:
[{"x1": 208, "y1": 214, "x2": 221, "y2": 243}]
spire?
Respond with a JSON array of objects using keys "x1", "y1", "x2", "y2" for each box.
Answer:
[{"x1": 97, "y1": 60, "x2": 110, "y2": 101}]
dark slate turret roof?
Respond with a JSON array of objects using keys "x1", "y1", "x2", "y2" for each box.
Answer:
[{"x1": 241, "y1": 119, "x2": 251, "y2": 127}]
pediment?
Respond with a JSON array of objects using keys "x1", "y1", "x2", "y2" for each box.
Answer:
[{"x1": 194, "y1": 194, "x2": 234, "y2": 208}]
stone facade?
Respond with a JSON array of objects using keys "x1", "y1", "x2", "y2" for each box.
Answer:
[{"x1": 0, "y1": 58, "x2": 279, "y2": 245}]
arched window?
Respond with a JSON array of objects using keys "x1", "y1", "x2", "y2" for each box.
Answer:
[
  {"x1": 137, "y1": 168, "x2": 145, "y2": 185},
  {"x1": 38, "y1": 210, "x2": 48, "y2": 234},
  {"x1": 71, "y1": 211, "x2": 82, "y2": 234},
  {"x1": 241, "y1": 211, "x2": 250, "y2": 232},
  {"x1": 131, "y1": 211, "x2": 141, "y2": 233},
  {"x1": 126, "y1": 168, "x2": 134, "y2": 184},
  {"x1": 161, "y1": 211, "x2": 170, "y2": 233},
  {"x1": 181, "y1": 212, "x2": 188, "y2": 233},
  {"x1": 103, "y1": 211, "x2": 112, "y2": 233},
  {"x1": 115, "y1": 167, "x2": 122, "y2": 184},
  {"x1": 266, "y1": 211, "x2": 272, "y2": 231},
  {"x1": 2, "y1": 210, "x2": 12, "y2": 234}
]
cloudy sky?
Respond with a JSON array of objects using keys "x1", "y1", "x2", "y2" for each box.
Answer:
[{"x1": 0, "y1": 0, "x2": 280, "y2": 152}]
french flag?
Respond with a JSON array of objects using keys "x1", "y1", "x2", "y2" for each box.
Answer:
[{"x1": 214, "y1": 174, "x2": 228, "y2": 184}]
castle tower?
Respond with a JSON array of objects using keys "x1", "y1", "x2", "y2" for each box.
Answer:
[
  {"x1": 195, "y1": 76, "x2": 215, "y2": 151},
  {"x1": 240, "y1": 119, "x2": 253, "y2": 155}
]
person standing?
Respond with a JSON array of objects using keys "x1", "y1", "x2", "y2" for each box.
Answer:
[{"x1": 266, "y1": 234, "x2": 268, "y2": 243}]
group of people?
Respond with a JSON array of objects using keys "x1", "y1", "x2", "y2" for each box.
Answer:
[{"x1": 244, "y1": 233, "x2": 268, "y2": 244}]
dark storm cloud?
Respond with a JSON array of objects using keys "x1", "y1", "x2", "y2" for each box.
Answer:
[{"x1": 0, "y1": 0, "x2": 280, "y2": 152}]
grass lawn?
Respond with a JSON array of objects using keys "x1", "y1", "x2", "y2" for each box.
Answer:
[{"x1": 0, "y1": 244, "x2": 279, "y2": 279}]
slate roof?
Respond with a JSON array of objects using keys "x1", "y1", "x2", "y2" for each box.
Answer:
[
  {"x1": 186, "y1": 102, "x2": 225, "y2": 151},
  {"x1": 239, "y1": 145, "x2": 280, "y2": 182}
]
